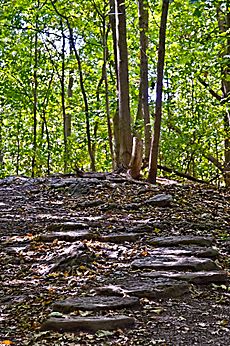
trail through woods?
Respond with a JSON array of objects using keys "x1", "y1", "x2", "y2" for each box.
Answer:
[{"x1": 0, "y1": 174, "x2": 229, "y2": 345}]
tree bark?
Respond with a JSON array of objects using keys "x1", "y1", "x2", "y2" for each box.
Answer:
[
  {"x1": 148, "y1": 0, "x2": 169, "y2": 183},
  {"x1": 32, "y1": 5, "x2": 39, "y2": 178},
  {"x1": 115, "y1": 0, "x2": 132, "y2": 168},
  {"x1": 216, "y1": 1, "x2": 230, "y2": 186},
  {"x1": 60, "y1": 20, "x2": 68, "y2": 173},
  {"x1": 50, "y1": 0, "x2": 96, "y2": 171},
  {"x1": 137, "y1": 0, "x2": 151, "y2": 161},
  {"x1": 128, "y1": 137, "x2": 143, "y2": 179},
  {"x1": 68, "y1": 25, "x2": 96, "y2": 171},
  {"x1": 102, "y1": 16, "x2": 115, "y2": 169},
  {"x1": 67, "y1": 26, "x2": 74, "y2": 137},
  {"x1": 109, "y1": 0, "x2": 120, "y2": 168}
]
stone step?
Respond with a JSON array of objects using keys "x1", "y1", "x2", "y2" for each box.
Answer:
[
  {"x1": 96, "y1": 278, "x2": 190, "y2": 299},
  {"x1": 52, "y1": 296, "x2": 140, "y2": 313},
  {"x1": 38, "y1": 230, "x2": 92, "y2": 242},
  {"x1": 149, "y1": 236, "x2": 213, "y2": 247},
  {"x1": 141, "y1": 270, "x2": 228, "y2": 284},
  {"x1": 146, "y1": 246, "x2": 218, "y2": 258},
  {"x1": 47, "y1": 222, "x2": 89, "y2": 232},
  {"x1": 131, "y1": 256, "x2": 219, "y2": 272},
  {"x1": 98, "y1": 233, "x2": 141, "y2": 243},
  {"x1": 41, "y1": 315, "x2": 135, "y2": 332}
]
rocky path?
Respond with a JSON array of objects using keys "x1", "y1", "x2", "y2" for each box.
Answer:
[{"x1": 0, "y1": 174, "x2": 229, "y2": 345}]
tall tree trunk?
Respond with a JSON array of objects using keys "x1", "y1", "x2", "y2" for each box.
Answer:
[
  {"x1": 60, "y1": 20, "x2": 68, "y2": 173},
  {"x1": 109, "y1": 0, "x2": 120, "y2": 168},
  {"x1": 115, "y1": 0, "x2": 132, "y2": 168},
  {"x1": 50, "y1": 1, "x2": 95, "y2": 171},
  {"x1": 217, "y1": 1, "x2": 230, "y2": 186},
  {"x1": 148, "y1": 0, "x2": 169, "y2": 183},
  {"x1": 67, "y1": 26, "x2": 74, "y2": 137},
  {"x1": 32, "y1": 7, "x2": 39, "y2": 178},
  {"x1": 41, "y1": 72, "x2": 54, "y2": 175},
  {"x1": 137, "y1": 0, "x2": 151, "y2": 162},
  {"x1": 102, "y1": 14, "x2": 115, "y2": 168},
  {"x1": 68, "y1": 25, "x2": 96, "y2": 171}
]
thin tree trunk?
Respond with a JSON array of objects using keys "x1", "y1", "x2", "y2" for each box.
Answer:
[
  {"x1": 50, "y1": 1, "x2": 95, "y2": 171},
  {"x1": 32, "y1": 9, "x2": 39, "y2": 178},
  {"x1": 41, "y1": 72, "x2": 54, "y2": 175},
  {"x1": 137, "y1": 0, "x2": 151, "y2": 161},
  {"x1": 67, "y1": 26, "x2": 74, "y2": 137},
  {"x1": 115, "y1": 0, "x2": 132, "y2": 168},
  {"x1": 148, "y1": 0, "x2": 169, "y2": 183},
  {"x1": 60, "y1": 20, "x2": 68, "y2": 173},
  {"x1": 109, "y1": 0, "x2": 120, "y2": 168},
  {"x1": 68, "y1": 25, "x2": 96, "y2": 171},
  {"x1": 217, "y1": 1, "x2": 230, "y2": 186},
  {"x1": 102, "y1": 16, "x2": 115, "y2": 169}
]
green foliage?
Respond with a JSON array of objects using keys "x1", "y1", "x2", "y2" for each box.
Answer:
[{"x1": 0, "y1": 0, "x2": 228, "y2": 184}]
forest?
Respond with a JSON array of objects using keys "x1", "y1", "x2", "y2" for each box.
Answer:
[
  {"x1": 0, "y1": 0, "x2": 229, "y2": 186},
  {"x1": 0, "y1": 1, "x2": 230, "y2": 344}
]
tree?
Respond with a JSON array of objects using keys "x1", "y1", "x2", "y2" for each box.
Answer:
[
  {"x1": 115, "y1": 0, "x2": 132, "y2": 168},
  {"x1": 137, "y1": 0, "x2": 151, "y2": 162},
  {"x1": 148, "y1": 0, "x2": 170, "y2": 183}
]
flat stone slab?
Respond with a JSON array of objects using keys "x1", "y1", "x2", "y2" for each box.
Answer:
[
  {"x1": 47, "y1": 222, "x2": 89, "y2": 232},
  {"x1": 131, "y1": 256, "x2": 219, "y2": 271},
  {"x1": 148, "y1": 246, "x2": 218, "y2": 258},
  {"x1": 149, "y1": 236, "x2": 213, "y2": 247},
  {"x1": 38, "y1": 230, "x2": 92, "y2": 242},
  {"x1": 98, "y1": 233, "x2": 141, "y2": 243},
  {"x1": 141, "y1": 270, "x2": 228, "y2": 284},
  {"x1": 41, "y1": 315, "x2": 135, "y2": 332},
  {"x1": 145, "y1": 194, "x2": 173, "y2": 207},
  {"x1": 53, "y1": 296, "x2": 140, "y2": 313},
  {"x1": 96, "y1": 278, "x2": 190, "y2": 299}
]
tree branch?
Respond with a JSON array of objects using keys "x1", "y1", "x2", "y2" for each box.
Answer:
[
  {"x1": 157, "y1": 165, "x2": 209, "y2": 184},
  {"x1": 197, "y1": 76, "x2": 222, "y2": 102}
]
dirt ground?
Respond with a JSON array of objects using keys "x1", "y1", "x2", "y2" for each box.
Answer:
[{"x1": 0, "y1": 174, "x2": 229, "y2": 345}]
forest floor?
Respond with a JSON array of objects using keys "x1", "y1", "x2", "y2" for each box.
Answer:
[{"x1": 0, "y1": 173, "x2": 229, "y2": 346}]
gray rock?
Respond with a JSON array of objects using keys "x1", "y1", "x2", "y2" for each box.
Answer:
[
  {"x1": 41, "y1": 315, "x2": 135, "y2": 332},
  {"x1": 47, "y1": 222, "x2": 88, "y2": 232},
  {"x1": 49, "y1": 178, "x2": 78, "y2": 189},
  {"x1": 145, "y1": 194, "x2": 173, "y2": 207},
  {"x1": 96, "y1": 278, "x2": 190, "y2": 299},
  {"x1": 70, "y1": 178, "x2": 102, "y2": 195},
  {"x1": 141, "y1": 270, "x2": 228, "y2": 284},
  {"x1": 38, "y1": 230, "x2": 92, "y2": 242},
  {"x1": 147, "y1": 246, "x2": 218, "y2": 258},
  {"x1": 53, "y1": 296, "x2": 140, "y2": 313},
  {"x1": 149, "y1": 236, "x2": 213, "y2": 247},
  {"x1": 99, "y1": 233, "x2": 141, "y2": 243},
  {"x1": 131, "y1": 256, "x2": 219, "y2": 271}
]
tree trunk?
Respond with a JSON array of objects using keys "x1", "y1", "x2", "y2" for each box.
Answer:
[
  {"x1": 148, "y1": 0, "x2": 169, "y2": 183},
  {"x1": 115, "y1": 0, "x2": 132, "y2": 168},
  {"x1": 137, "y1": 0, "x2": 151, "y2": 162},
  {"x1": 102, "y1": 16, "x2": 115, "y2": 169},
  {"x1": 128, "y1": 137, "x2": 143, "y2": 179},
  {"x1": 217, "y1": 1, "x2": 230, "y2": 186},
  {"x1": 68, "y1": 25, "x2": 96, "y2": 171},
  {"x1": 109, "y1": 0, "x2": 120, "y2": 168},
  {"x1": 60, "y1": 20, "x2": 68, "y2": 173},
  {"x1": 67, "y1": 26, "x2": 74, "y2": 137},
  {"x1": 32, "y1": 8, "x2": 39, "y2": 178},
  {"x1": 50, "y1": 1, "x2": 95, "y2": 171}
]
